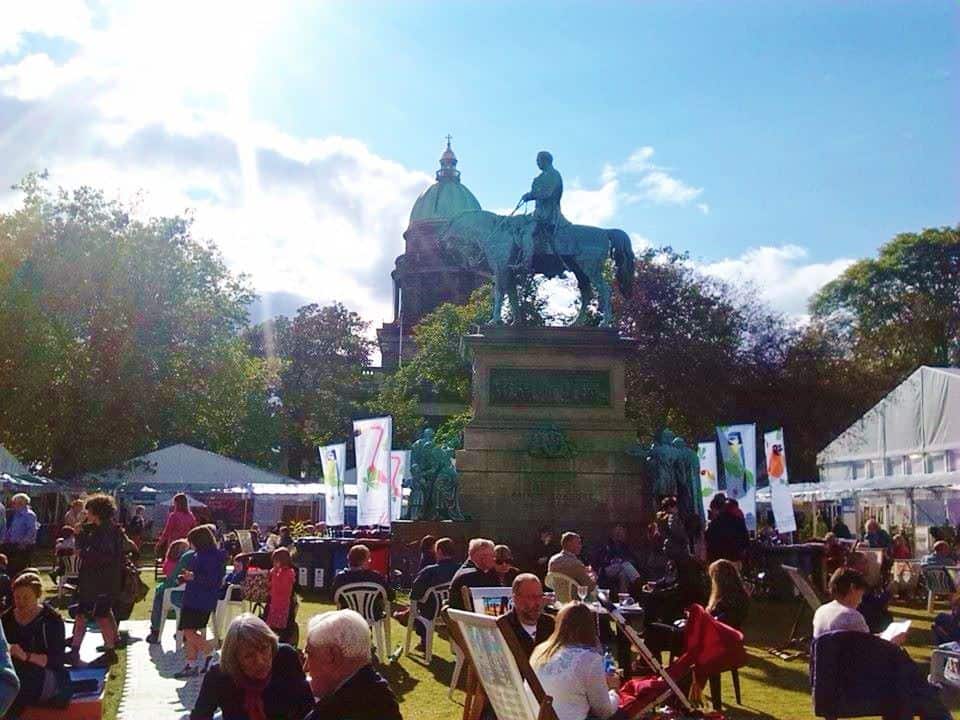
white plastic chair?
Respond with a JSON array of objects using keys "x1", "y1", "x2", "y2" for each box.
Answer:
[
  {"x1": 334, "y1": 582, "x2": 391, "y2": 658},
  {"x1": 212, "y1": 584, "x2": 246, "y2": 646},
  {"x1": 57, "y1": 554, "x2": 80, "y2": 600},
  {"x1": 403, "y1": 582, "x2": 450, "y2": 664},
  {"x1": 158, "y1": 583, "x2": 186, "y2": 650},
  {"x1": 545, "y1": 571, "x2": 579, "y2": 604}
]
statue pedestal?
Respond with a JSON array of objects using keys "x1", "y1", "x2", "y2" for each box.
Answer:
[{"x1": 456, "y1": 326, "x2": 650, "y2": 560}]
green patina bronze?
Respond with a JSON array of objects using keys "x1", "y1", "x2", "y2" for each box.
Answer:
[
  {"x1": 438, "y1": 150, "x2": 636, "y2": 326},
  {"x1": 406, "y1": 428, "x2": 466, "y2": 521},
  {"x1": 524, "y1": 422, "x2": 578, "y2": 459},
  {"x1": 489, "y1": 368, "x2": 610, "y2": 407},
  {"x1": 629, "y1": 429, "x2": 704, "y2": 522}
]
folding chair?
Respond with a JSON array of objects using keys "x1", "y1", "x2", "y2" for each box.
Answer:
[
  {"x1": 57, "y1": 554, "x2": 80, "y2": 600},
  {"x1": 922, "y1": 565, "x2": 955, "y2": 613},
  {"x1": 334, "y1": 582, "x2": 391, "y2": 658},
  {"x1": 778, "y1": 564, "x2": 823, "y2": 656},
  {"x1": 403, "y1": 581, "x2": 450, "y2": 664},
  {"x1": 600, "y1": 598, "x2": 697, "y2": 717},
  {"x1": 544, "y1": 571, "x2": 578, "y2": 603}
]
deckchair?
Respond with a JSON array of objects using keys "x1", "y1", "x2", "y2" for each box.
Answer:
[
  {"x1": 774, "y1": 564, "x2": 823, "y2": 659},
  {"x1": 598, "y1": 596, "x2": 697, "y2": 717}
]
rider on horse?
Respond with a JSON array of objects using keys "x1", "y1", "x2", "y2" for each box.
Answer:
[{"x1": 518, "y1": 151, "x2": 567, "y2": 272}]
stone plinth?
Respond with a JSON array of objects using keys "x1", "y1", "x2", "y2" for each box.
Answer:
[{"x1": 457, "y1": 326, "x2": 650, "y2": 560}]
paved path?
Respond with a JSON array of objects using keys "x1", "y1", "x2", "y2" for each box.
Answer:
[{"x1": 117, "y1": 620, "x2": 203, "y2": 720}]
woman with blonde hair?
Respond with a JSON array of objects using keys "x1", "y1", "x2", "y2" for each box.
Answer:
[
  {"x1": 706, "y1": 559, "x2": 750, "y2": 629},
  {"x1": 190, "y1": 614, "x2": 313, "y2": 720},
  {"x1": 530, "y1": 602, "x2": 620, "y2": 720}
]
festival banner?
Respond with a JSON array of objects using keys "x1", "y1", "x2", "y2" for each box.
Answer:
[
  {"x1": 390, "y1": 450, "x2": 410, "y2": 522},
  {"x1": 319, "y1": 442, "x2": 347, "y2": 526},
  {"x1": 698, "y1": 442, "x2": 719, "y2": 519},
  {"x1": 354, "y1": 416, "x2": 393, "y2": 526},
  {"x1": 764, "y1": 428, "x2": 797, "y2": 533},
  {"x1": 716, "y1": 423, "x2": 758, "y2": 531}
]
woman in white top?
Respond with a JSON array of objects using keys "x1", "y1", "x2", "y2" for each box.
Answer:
[{"x1": 530, "y1": 602, "x2": 621, "y2": 720}]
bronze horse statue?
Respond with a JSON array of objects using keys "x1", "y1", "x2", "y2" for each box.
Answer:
[{"x1": 439, "y1": 210, "x2": 635, "y2": 325}]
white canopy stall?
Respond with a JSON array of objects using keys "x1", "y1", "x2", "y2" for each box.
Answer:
[{"x1": 810, "y1": 366, "x2": 960, "y2": 546}]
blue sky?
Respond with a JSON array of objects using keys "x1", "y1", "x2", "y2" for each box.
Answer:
[{"x1": 1, "y1": 1, "x2": 957, "y2": 325}]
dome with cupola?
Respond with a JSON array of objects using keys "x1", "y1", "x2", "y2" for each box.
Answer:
[{"x1": 408, "y1": 138, "x2": 481, "y2": 225}]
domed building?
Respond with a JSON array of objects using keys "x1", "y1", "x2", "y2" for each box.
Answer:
[{"x1": 377, "y1": 139, "x2": 489, "y2": 372}]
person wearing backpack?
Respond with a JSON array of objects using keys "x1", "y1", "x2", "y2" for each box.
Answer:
[{"x1": 69, "y1": 494, "x2": 125, "y2": 667}]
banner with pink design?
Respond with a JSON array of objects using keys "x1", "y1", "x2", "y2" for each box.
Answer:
[
  {"x1": 390, "y1": 450, "x2": 410, "y2": 522},
  {"x1": 354, "y1": 416, "x2": 393, "y2": 526}
]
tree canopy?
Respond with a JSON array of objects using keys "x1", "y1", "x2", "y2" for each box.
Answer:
[{"x1": 0, "y1": 174, "x2": 267, "y2": 476}]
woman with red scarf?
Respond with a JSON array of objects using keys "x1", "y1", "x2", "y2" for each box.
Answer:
[{"x1": 190, "y1": 613, "x2": 313, "y2": 720}]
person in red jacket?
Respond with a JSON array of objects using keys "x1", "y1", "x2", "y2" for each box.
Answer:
[{"x1": 156, "y1": 493, "x2": 197, "y2": 556}]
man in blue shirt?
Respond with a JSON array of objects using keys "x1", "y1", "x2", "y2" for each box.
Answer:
[{"x1": 3, "y1": 493, "x2": 38, "y2": 575}]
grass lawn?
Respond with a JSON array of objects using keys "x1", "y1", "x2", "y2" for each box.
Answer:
[{"x1": 38, "y1": 569, "x2": 960, "y2": 719}]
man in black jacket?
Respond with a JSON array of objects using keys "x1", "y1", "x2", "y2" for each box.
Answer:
[
  {"x1": 409, "y1": 537, "x2": 459, "y2": 649},
  {"x1": 304, "y1": 609, "x2": 402, "y2": 720},
  {"x1": 449, "y1": 538, "x2": 499, "y2": 610},
  {"x1": 501, "y1": 574, "x2": 555, "y2": 658},
  {"x1": 331, "y1": 544, "x2": 395, "y2": 619},
  {"x1": 704, "y1": 493, "x2": 750, "y2": 564}
]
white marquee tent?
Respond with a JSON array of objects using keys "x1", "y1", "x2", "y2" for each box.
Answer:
[
  {"x1": 818, "y1": 366, "x2": 960, "y2": 482},
  {"x1": 0, "y1": 445, "x2": 28, "y2": 476},
  {"x1": 86, "y1": 443, "x2": 291, "y2": 489}
]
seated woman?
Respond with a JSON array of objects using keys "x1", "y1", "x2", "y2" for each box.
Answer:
[
  {"x1": 1, "y1": 572, "x2": 70, "y2": 716},
  {"x1": 190, "y1": 613, "x2": 314, "y2": 720},
  {"x1": 845, "y1": 551, "x2": 893, "y2": 633},
  {"x1": 493, "y1": 544, "x2": 521, "y2": 587},
  {"x1": 706, "y1": 559, "x2": 750, "y2": 629},
  {"x1": 891, "y1": 533, "x2": 913, "y2": 560},
  {"x1": 146, "y1": 538, "x2": 191, "y2": 644},
  {"x1": 530, "y1": 602, "x2": 621, "y2": 720},
  {"x1": 821, "y1": 533, "x2": 847, "y2": 591}
]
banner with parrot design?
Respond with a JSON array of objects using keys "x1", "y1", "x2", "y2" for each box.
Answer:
[
  {"x1": 319, "y1": 442, "x2": 347, "y2": 526},
  {"x1": 354, "y1": 416, "x2": 393, "y2": 526},
  {"x1": 716, "y1": 423, "x2": 758, "y2": 531},
  {"x1": 389, "y1": 450, "x2": 409, "y2": 522},
  {"x1": 764, "y1": 428, "x2": 797, "y2": 533},
  {"x1": 698, "y1": 442, "x2": 719, "y2": 518}
]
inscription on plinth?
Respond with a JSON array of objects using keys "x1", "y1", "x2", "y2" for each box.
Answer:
[{"x1": 489, "y1": 368, "x2": 611, "y2": 407}]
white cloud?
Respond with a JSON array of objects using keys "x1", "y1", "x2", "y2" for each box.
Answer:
[
  {"x1": 0, "y1": 1, "x2": 94, "y2": 54},
  {"x1": 697, "y1": 203, "x2": 710, "y2": 215},
  {"x1": 0, "y1": 4, "x2": 431, "y2": 330},
  {"x1": 563, "y1": 177, "x2": 619, "y2": 225},
  {"x1": 635, "y1": 169, "x2": 703, "y2": 205},
  {"x1": 699, "y1": 245, "x2": 855, "y2": 317}
]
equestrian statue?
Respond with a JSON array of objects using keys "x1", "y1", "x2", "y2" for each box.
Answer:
[{"x1": 439, "y1": 150, "x2": 635, "y2": 326}]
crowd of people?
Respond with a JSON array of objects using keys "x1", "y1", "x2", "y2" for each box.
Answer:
[{"x1": 1, "y1": 486, "x2": 959, "y2": 719}]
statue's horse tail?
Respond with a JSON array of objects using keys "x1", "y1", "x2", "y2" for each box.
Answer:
[{"x1": 608, "y1": 228, "x2": 635, "y2": 298}]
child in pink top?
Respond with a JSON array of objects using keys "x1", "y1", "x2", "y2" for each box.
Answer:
[{"x1": 266, "y1": 547, "x2": 296, "y2": 635}]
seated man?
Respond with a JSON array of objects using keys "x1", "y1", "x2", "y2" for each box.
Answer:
[
  {"x1": 923, "y1": 540, "x2": 955, "y2": 567},
  {"x1": 304, "y1": 610, "x2": 402, "y2": 720},
  {"x1": 547, "y1": 532, "x2": 597, "y2": 595},
  {"x1": 331, "y1": 544, "x2": 395, "y2": 619},
  {"x1": 502, "y1": 573, "x2": 555, "y2": 658},
  {"x1": 593, "y1": 523, "x2": 641, "y2": 594},
  {"x1": 409, "y1": 537, "x2": 459, "y2": 649},
  {"x1": 862, "y1": 519, "x2": 892, "y2": 551},
  {"x1": 449, "y1": 538, "x2": 500, "y2": 610},
  {"x1": 813, "y1": 567, "x2": 950, "y2": 720}
]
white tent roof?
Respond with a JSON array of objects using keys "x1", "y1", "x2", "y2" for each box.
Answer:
[
  {"x1": 87, "y1": 443, "x2": 291, "y2": 489},
  {"x1": 818, "y1": 366, "x2": 960, "y2": 479},
  {"x1": 758, "y1": 471, "x2": 960, "y2": 502},
  {"x1": 0, "y1": 446, "x2": 28, "y2": 476}
]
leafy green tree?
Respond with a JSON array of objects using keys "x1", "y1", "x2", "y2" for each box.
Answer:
[
  {"x1": 247, "y1": 303, "x2": 373, "y2": 478},
  {"x1": 371, "y1": 286, "x2": 491, "y2": 445},
  {"x1": 811, "y1": 227, "x2": 960, "y2": 372},
  {"x1": 0, "y1": 175, "x2": 256, "y2": 476}
]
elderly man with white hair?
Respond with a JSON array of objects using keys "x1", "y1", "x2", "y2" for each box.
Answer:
[
  {"x1": 449, "y1": 537, "x2": 499, "y2": 610},
  {"x1": 303, "y1": 609, "x2": 402, "y2": 720}
]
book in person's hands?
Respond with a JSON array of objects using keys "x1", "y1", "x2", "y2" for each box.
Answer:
[{"x1": 880, "y1": 619, "x2": 911, "y2": 642}]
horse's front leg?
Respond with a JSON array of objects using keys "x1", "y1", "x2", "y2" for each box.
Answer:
[
  {"x1": 488, "y1": 272, "x2": 505, "y2": 324},
  {"x1": 596, "y1": 277, "x2": 612, "y2": 327}
]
